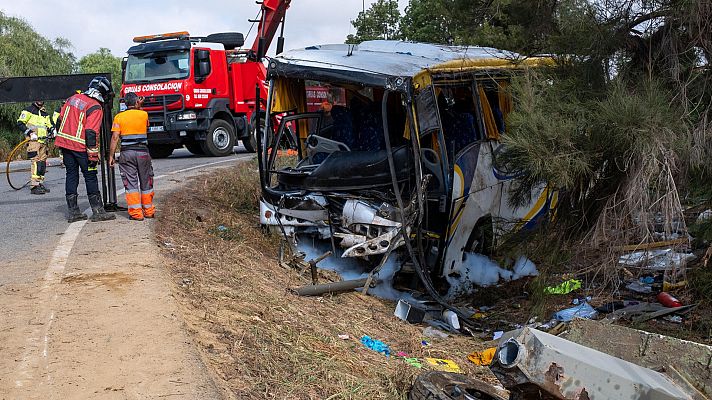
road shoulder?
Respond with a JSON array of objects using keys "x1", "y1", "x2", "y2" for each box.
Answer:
[{"x1": 1, "y1": 161, "x2": 249, "y2": 399}]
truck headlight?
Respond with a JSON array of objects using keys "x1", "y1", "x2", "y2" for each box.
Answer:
[{"x1": 177, "y1": 111, "x2": 197, "y2": 120}]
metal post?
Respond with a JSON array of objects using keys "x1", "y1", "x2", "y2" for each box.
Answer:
[
  {"x1": 255, "y1": 84, "x2": 266, "y2": 189},
  {"x1": 100, "y1": 86, "x2": 123, "y2": 212}
]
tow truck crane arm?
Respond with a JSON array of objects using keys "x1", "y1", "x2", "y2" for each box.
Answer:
[{"x1": 251, "y1": 0, "x2": 291, "y2": 58}]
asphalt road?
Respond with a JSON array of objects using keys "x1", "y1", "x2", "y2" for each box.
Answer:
[{"x1": 0, "y1": 146, "x2": 253, "y2": 285}]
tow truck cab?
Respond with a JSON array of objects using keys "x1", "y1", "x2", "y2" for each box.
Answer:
[{"x1": 121, "y1": 31, "x2": 263, "y2": 158}]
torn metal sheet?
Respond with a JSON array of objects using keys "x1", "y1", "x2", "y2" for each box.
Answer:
[{"x1": 490, "y1": 327, "x2": 693, "y2": 400}]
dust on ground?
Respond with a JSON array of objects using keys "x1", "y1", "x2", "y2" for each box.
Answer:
[{"x1": 155, "y1": 161, "x2": 494, "y2": 399}]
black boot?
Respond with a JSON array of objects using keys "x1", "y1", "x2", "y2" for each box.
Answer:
[
  {"x1": 88, "y1": 193, "x2": 116, "y2": 222},
  {"x1": 66, "y1": 194, "x2": 88, "y2": 223},
  {"x1": 30, "y1": 186, "x2": 47, "y2": 195}
]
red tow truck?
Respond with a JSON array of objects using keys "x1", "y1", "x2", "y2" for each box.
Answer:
[{"x1": 120, "y1": 0, "x2": 290, "y2": 158}]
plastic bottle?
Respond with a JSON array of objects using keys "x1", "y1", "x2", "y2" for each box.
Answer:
[{"x1": 656, "y1": 292, "x2": 683, "y2": 308}]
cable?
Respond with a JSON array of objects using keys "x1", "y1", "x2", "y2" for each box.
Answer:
[
  {"x1": 381, "y1": 90, "x2": 477, "y2": 328},
  {"x1": 239, "y1": 9, "x2": 262, "y2": 51}
]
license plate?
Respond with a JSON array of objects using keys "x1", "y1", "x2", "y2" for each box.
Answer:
[{"x1": 149, "y1": 126, "x2": 165, "y2": 132}]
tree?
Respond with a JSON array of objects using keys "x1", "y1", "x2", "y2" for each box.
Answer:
[
  {"x1": 400, "y1": 0, "x2": 452, "y2": 43},
  {"x1": 345, "y1": 0, "x2": 712, "y2": 283},
  {"x1": 0, "y1": 11, "x2": 75, "y2": 148},
  {"x1": 78, "y1": 48, "x2": 122, "y2": 113},
  {"x1": 346, "y1": 0, "x2": 402, "y2": 44}
]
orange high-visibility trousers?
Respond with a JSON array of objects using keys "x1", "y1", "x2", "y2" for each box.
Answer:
[{"x1": 118, "y1": 149, "x2": 154, "y2": 220}]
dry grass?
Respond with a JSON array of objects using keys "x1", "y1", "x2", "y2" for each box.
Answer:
[{"x1": 155, "y1": 161, "x2": 491, "y2": 400}]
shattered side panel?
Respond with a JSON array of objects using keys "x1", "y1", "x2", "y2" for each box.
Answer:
[{"x1": 442, "y1": 143, "x2": 552, "y2": 280}]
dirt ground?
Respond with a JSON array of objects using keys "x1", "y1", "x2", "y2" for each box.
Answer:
[
  {"x1": 155, "y1": 162, "x2": 495, "y2": 399},
  {"x1": 0, "y1": 169, "x2": 234, "y2": 399}
]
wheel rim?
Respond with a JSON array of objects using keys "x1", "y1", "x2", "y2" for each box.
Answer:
[{"x1": 212, "y1": 127, "x2": 231, "y2": 150}]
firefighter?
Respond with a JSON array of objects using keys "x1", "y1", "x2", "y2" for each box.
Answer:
[
  {"x1": 54, "y1": 76, "x2": 116, "y2": 223},
  {"x1": 17, "y1": 100, "x2": 54, "y2": 194},
  {"x1": 108, "y1": 93, "x2": 154, "y2": 221}
]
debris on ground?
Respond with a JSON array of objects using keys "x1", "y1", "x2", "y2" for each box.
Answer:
[
  {"x1": 543, "y1": 279, "x2": 582, "y2": 295},
  {"x1": 467, "y1": 347, "x2": 496, "y2": 366},
  {"x1": 553, "y1": 302, "x2": 598, "y2": 322},
  {"x1": 408, "y1": 371, "x2": 509, "y2": 400},
  {"x1": 618, "y1": 248, "x2": 695, "y2": 270},
  {"x1": 361, "y1": 335, "x2": 392, "y2": 357},
  {"x1": 424, "y1": 358, "x2": 462, "y2": 374},
  {"x1": 423, "y1": 326, "x2": 449, "y2": 339}
]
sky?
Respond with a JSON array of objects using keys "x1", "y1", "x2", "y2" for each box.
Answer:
[{"x1": 1, "y1": 0, "x2": 408, "y2": 58}]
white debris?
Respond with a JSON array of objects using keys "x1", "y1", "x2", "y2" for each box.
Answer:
[
  {"x1": 618, "y1": 249, "x2": 695, "y2": 270},
  {"x1": 446, "y1": 253, "x2": 539, "y2": 298},
  {"x1": 296, "y1": 237, "x2": 414, "y2": 302},
  {"x1": 512, "y1": 256, "x2": 539, "y2": 280},
  {"x1": 696, "y1": 209, "x2": 712, "y2": 224}
]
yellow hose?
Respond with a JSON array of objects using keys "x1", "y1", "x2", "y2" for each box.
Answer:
[{"x1": 5, "y1": 138, "x2": 31, "y2": 190}]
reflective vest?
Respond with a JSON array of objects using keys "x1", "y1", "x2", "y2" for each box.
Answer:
[
  {"x1": 54, "y1": 93, "x2": 103, "y2": 154},
  {"x1": 112, "y1": 109, "x2": 149, "y2": 147},
  {"x1": 17, "y1": 105, "x2": 52, "y2": 144},
  {"x1": 52, "y1": 107, "x2": 61, "y2": 128}
]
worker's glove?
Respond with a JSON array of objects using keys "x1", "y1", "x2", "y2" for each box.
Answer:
[
  {"x1": 88, "y1": 160, "x2": 98, "y2": 172},
  {"x1": 29, "y1": 132, "x2": 38, "y2": 141},
  {"x1": 46, "y1": 127, "x2": 56, "y2": 139}
]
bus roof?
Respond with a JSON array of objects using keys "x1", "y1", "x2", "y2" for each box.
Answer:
[{"x1": 268, "y1": 40, "x2": 553, "y2": 89}]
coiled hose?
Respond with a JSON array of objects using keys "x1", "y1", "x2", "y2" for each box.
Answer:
[{"x1": 5, "y1": 138, "x2": 31, "y2": 190}]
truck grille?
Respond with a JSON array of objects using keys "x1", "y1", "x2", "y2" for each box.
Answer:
[{"x1": 142, "y1": 94, "x2": 183, "y2": 109}]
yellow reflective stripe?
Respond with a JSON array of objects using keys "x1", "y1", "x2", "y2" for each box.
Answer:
[
  {"x1": 56, "y1": 131, "x2": 85, "y2": 144},
  {"x1": 59, "y1": 111, "x2": 70, "y2": 135},
  {"x1": 75, "y1": 112, "x2": 85, "y2": 138}
]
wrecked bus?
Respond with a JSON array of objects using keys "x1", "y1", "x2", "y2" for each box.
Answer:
[{"x1": 257, "y1": 40, "x2": 557, "y2": 297}]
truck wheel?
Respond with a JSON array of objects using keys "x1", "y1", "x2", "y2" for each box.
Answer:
[
  {"x1": 148, "y1": 144, "x2": 174, "y2": 159},
  {"x1": 201, "y1": 119, "x2": 235, "y2": 157},
  {"x1": 185, "y1": 142, "x2": 205, "y2": 155}
]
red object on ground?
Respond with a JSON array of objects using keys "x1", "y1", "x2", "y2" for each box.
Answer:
[{"x1": 657, "y1": 292, "x2": 683, "y2": 308}]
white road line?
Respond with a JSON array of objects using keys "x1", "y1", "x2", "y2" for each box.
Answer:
[
  {"x1": 14, "y1": 154, "x2": 251, "y2": 389},
  {"x1": 15, "y1": 221, "x2": 85, "y2": 387}
]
